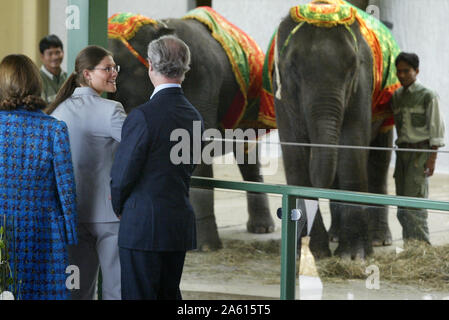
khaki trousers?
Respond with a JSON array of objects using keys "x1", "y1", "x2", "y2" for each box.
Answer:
[{"x1": 394, "y1": 149, "x2": 430, "y2": 244}]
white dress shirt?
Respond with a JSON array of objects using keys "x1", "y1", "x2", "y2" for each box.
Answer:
[{"x1": 150, "y1": 83, "x2": 182, "y2": 99}]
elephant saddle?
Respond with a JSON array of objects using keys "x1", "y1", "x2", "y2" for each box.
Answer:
[
  {"x1": 108, "y1": 13, "x2": 158, "y2": 68},
  {"x1": 262, "y1": 0, "x2": 401, "y2": 132},
  {"x1": 108, "y1": 9, "x2": 275, "y2": 130},
  {"x1": 183, "y1": 6, "x2": 275, "y2": 130}
]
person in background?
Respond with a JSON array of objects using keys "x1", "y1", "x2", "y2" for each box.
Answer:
[
  {"x1": 111, "y1": 35, "x2": 203, "y2": 300},
  {"x1": 39, "y1": 34, "x2": 67, "y2": 104},
  {"x1": 0, "y1": 54, "x2": 77, "y2": 300},
  {"x1": 392, "y1": 52, "x2": 445, "y2": 245},
  {"x1": 48, "y1": 45, "x2": 126, "y2": 300}
]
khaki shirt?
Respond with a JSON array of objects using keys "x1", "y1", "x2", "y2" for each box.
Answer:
[
  {"x1": 40, "y1": 65, "x2": 68, "y2": 105},
  {"x1": 392, "y1": 80, "x2": 445, "y2": 147}
]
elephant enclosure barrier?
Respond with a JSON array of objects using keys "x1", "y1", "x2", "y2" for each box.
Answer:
[{"x1": 190, "y1": 173, "x2": 449, "y2": 300}]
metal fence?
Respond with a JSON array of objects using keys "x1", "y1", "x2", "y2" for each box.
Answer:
[
  {"x1": 190, "y1": 176, "x2": 449, "y2": 300},
  {"x1": 2, "y1": 177, "x2": 448, "y2": 300}
]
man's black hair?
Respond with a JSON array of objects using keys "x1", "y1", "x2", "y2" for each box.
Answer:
[
  {"x1": 395, "y1": 52, "x2": 419, "y2": 70},
  {"x1": 39, "y1": 34, "x2": 63, "y2": 54}
]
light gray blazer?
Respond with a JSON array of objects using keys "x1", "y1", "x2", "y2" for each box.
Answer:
[{"x1": 52, "y1": 87, "x2": 127, "y2": 223}]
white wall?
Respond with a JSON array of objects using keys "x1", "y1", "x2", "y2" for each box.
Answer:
[
  {"x1": 213, "y1": 0, "x2": 307, "y2": 52},
  {"x1": 49, "y1": 0, "x2": 68, "y2": 70},
  {"x1": 107, "y1": 0, "x2": 191, "y2": 20},
  {"x1": 379, "y1": 0, "x2": 449, "y2": 173}
]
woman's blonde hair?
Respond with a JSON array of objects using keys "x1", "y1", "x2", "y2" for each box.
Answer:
[{"x1": 0, "y1": 54, "x2": 46, "y2": 111}]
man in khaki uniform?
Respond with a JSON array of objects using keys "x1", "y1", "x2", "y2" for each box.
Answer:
[
  {"x1": 39, "y1": 34, "x2": 67, "y2": 105},
  {"x1": 392, "y1": 52, "x2": 445, "y2": 244}
]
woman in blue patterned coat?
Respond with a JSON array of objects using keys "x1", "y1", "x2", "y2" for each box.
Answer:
[{"x1": 0, "y1": 54, "x2": 77, "y2": 300}]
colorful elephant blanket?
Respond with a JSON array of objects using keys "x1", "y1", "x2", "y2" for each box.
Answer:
[
  {"x1": 108, "y1": 9, "x2": 274, "y2": 130},
  {"x1": 262, "y1": 0, "x2": 401, "y2": 132},
  {"x1": 183, "y1": 6, "x2": 274, "y2": 129},
  {"x1": 108, "y1": 13, "x2": 158, "y2": 68}
]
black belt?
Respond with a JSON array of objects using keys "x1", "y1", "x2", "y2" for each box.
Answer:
[{"x1": 397, "y1": 140, "x2": 430, "y2": 149}]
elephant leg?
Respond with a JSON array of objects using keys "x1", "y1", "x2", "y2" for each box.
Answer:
[
  {"x1": 328, "y1": 200, "x2": 342, "y2": 243},
  {"x1": 335, "y1": 147, "x2": 372, "y2": 259},
  {"x1": 235, "y1": 148, "x2": 274, "y2": 234},
  {"x1": 334, "y1": 204, "x2": 372, "y2": 259},
  {"x1": 368, "y1": 130, "x2": 393, "y2": 246},
  {"x1": 191, "y1": 162, "x2": 223, "y2": 251},
  {"x1": 280, "y1": 143, "x2": 331, "y2": 258},
  {"x1": 368, "y1": 205, "x2": 391, "y2": 247}
]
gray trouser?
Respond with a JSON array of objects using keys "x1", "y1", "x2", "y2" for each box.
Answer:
[
  {"x1": 68, "y1": 222, "x2": 121, "y2": 300},
  {"x1": 394, "y1": 150, "x2": 430, "y2": 244}
]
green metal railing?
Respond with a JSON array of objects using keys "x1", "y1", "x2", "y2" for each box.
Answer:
[{"x1": 190, "y1": 176, "x2": 449, "y2": 300}]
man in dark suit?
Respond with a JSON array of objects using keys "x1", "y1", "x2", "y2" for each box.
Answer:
[{"x1": 110, "y1": 35, "x2": 204, "y2": 300}]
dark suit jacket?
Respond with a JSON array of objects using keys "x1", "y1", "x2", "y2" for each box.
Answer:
[{"x1": 110, "y1": 87, "x2": 204, "y2": 251}]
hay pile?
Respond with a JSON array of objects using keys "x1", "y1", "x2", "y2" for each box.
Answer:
[
  {"x1": 318, "y1": 240, "x2": 449, "y2": 290},
  {"x1": 184, "y1": 239, "x2": 449, "y2": 291},
  {"x1": 184, "y1": 239, "x2": 281, "y2": 285}
]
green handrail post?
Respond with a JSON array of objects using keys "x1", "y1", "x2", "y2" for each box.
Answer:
[
  {"x1": 280, "y1": 194, "x2": 297, "y2": 300},
  {"x1": 67, "y1": 0, "x2": 108, "y2": 73}
]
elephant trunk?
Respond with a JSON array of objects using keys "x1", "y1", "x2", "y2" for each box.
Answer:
[{"x1": 307, "y1": 99, "x2": 343, "y2": 188}]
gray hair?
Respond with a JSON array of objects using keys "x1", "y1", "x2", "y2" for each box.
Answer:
[{"x1": 147, "y1": 35, "x2": 191, "y2": 81}]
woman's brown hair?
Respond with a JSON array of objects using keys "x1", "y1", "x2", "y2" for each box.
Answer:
[
  {"x1": 0, "y1": 54, "x2": 46, "y2": 111},
  {"x1": 46, "y1": 45, "x2": 113, "y2": 114}
]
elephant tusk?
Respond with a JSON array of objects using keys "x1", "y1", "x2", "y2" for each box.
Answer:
[{"x1": 274, "y1": 33, "x2": 282, "y2": 100}]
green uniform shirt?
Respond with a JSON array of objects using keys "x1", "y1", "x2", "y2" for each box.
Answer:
[
  {"x1": 40, "y1": 65, "x2": 68, "y2": 105},
  {"x1": 392, "y1": 80, "x2": 445, "y2": 147}
]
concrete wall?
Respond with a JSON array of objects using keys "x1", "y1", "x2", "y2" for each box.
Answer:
[
  {"x1": 213, "y1": 0, "x2": 307, "y2": 52},
  {"x1": 378, "y1": 0, "x2": 449, "y2": 173}
]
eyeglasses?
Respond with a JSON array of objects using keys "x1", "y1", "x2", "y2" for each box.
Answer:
[{"x1": 93, "y1": 65, "x2": 120, "y2": 73}]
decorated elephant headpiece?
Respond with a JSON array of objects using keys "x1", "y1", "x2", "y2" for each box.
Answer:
[
  {"x1": 108, "y1": 13, "x2": 173, "y2": 68},
  {"x1": 261, "y1": 0, "x2": 401, "y2": 133},
  {"x1": 290, "y1": 0, "x2": 357, "y2": 28}
]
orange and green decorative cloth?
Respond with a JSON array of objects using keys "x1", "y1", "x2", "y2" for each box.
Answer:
[
  {"x1": 108, "y1": 13, "x2": 159, "y2": 68},
  {"x1": 262, "y1": 0, "x2": 401, "y2": 132},
  {"x1": 108, "y1": 9, "x2": 274, "y2": 130},
  {"x1": 183, "y1": 6, "x2": 273, "y2": 129}
]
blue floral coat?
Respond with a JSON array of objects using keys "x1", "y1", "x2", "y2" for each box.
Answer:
[{"x1": 0, "y1": 108, "x2": 77, "y2": 300}]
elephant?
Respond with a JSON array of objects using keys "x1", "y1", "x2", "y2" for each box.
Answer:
[
  {"x1": 107, "y1": 9, "x2": 275, "y2": 251},
  {"x1": 269, "y1": 0, "x2": 400, "y2": 259}
]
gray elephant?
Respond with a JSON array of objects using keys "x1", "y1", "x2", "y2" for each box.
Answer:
[
  {"x1": 107, "y1": 8, "x2": 275, "y2": 250},
  {"x1": 266, "y1": 0, "x2": 401, "y2": 258}
]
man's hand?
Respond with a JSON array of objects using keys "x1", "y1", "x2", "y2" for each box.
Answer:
[
  {"x1": 425, "y1": 147, "x2": 438, "y2": 177},
  {"x1": 108, "y1": 195, "x2": 121, "y2": 219}
]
